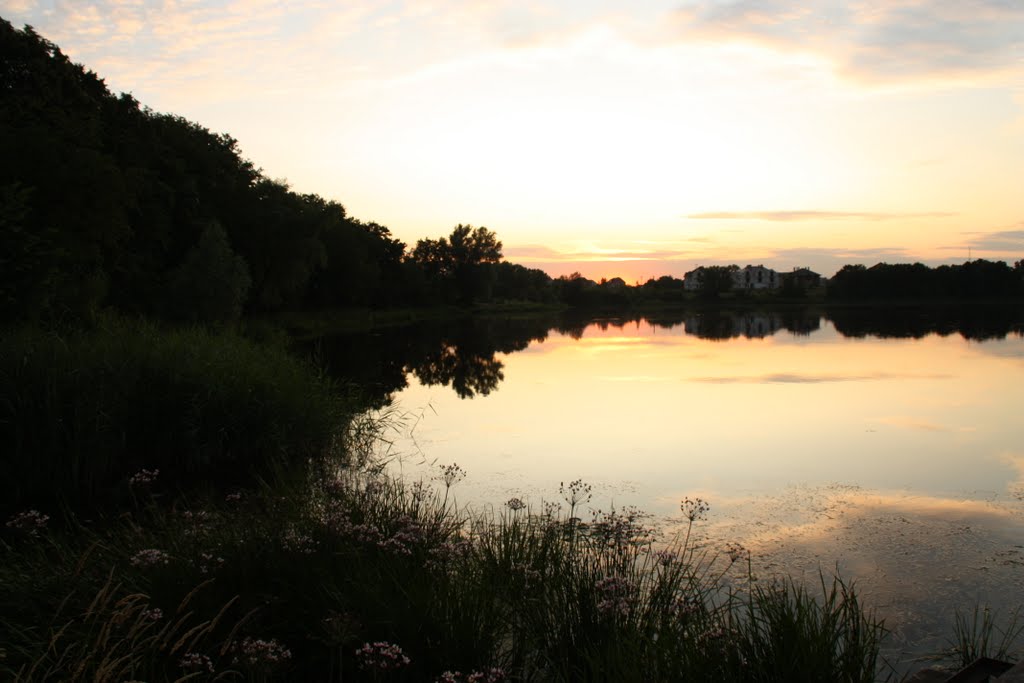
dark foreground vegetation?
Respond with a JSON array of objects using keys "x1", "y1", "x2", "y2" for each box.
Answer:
[
  {"x1": 0, "y1": 316, "x2": 896, "y2": 682},
  {"x1": 2, "y1": 18, "x2": 1022, "y2": 681}
]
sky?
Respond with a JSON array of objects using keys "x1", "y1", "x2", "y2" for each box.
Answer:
[{"x1": 2, "y1": 0, "x2": 1023, "y2": 280}]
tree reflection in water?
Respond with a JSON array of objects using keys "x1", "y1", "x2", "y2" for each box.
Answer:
[{"x1": 310, "y1": 304, "x2": 1024, "y2": 406}]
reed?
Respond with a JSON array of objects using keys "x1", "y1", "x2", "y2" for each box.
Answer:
[
  {"x1": 0, "y1": 316, "x2": 350, "y2": 514},
  {"x1": 3, "y1": 464, "x2": 894, "y2": 681}
]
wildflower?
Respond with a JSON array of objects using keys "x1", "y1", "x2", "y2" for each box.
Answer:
[
  {"x1": 6, "y1": 509, "x2": 49, "y2": 537},
  {"x1": 225, "y1": 491, "x2": 243, "y2": 503},
  {"x1": 560, "y1": 479, "x2": 593, "y2": 508},
  {"x1": 595, "y1": 575, "x2": 634, "y2": 618},
  {"x1": 655, "y1": 549, "x2": 676, "y2": 567},
  {"x1": 128, "y1": 468, "x2": 159, "y2": 487},
  {"x1": 355, "y1": 641, "x2": 411, "y2": 671},
  {"x1": 725, "y1": 542, "x2": 746, "y2": 563},
  {"x1": 197, "y1": 552, "x2": 225, "y2": 575},
  {"x1": 681, "y1": 497, "x2": 709, "y2": 522},
  {"x1": 469, "y1": 668, "x2": 508, "y2": 683},
  {"x1": 505, "y1": 497, "x2": 526, "y2": 511},
  {"x1": 378, "y1": 516, "x2": 427, "y2": 556},
  {"x1": 590, "y1": 506, "x2": 655, "y2": 549},
  {"x1": 438, "y1": 463, "x2": 466, "y2": 489},
  {"x1": 181, "y1": 509, "x2": 215, "y2": 537},
  {"x1": 141, "y1": 607, "x2": 164, "y2": 621},
  {"x1": 541, "y1": 501, "x2": 562, "y2": 520},
  {"x1": 438, "y1": 670, "x2": 508, "y2": 683},
  {"x1": 180, "y1": 652, "x2": 215, "y2": 673},
  {"x1": 232, "y1": 637, "x2": 292, "y2": 668},
  {"x1": 130, "y1": 548, "x2": 171, "y2": 568},
  {"x1": 425, "y1": 537, "x2": 473, "y2": 571},
  {"x1": 323, "y1": 477, "x2": 348, "y2": 497},
  {"x1": 410, "y1": 480, "x2": 431, "y2": 502},
  {"x1": 281, "y1": 528, "x2": 317, "y2": 554}
]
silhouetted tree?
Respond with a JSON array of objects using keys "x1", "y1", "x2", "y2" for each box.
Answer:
[
  {"x1": 410, "y1": 224, "x2": 503, "y2": 304},
  {"x1": 699, "y1": 265, "x2": 738, "y2": 299},
  {"x1": 166, "y1": 221, "x2": 251, "y2": 323}
]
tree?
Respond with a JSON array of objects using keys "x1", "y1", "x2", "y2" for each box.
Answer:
[
  {"x1": 410, "y1": 224, "x2": 503, "y2": 304},
  {"x1": 699, "y1": 265, "x2": 738, "y2": 298},
  {"x1": 166, "y1": 221, "x2": 251, "y2": 323}
]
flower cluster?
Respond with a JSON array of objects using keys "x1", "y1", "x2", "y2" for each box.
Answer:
[
  {"x1": 6, "y1": 509, "x2": 50, "y2": 537},
  {"x1": 377, "y1": 516, "x2": 424, "y2": 556},
  {"x1": 724, "y1": 542, "x2": 747, "y2": 563},
  {"x1": 355, "y1": 641, "x2": 411, "y2": 671},
  {"x1": 424, "y1": 536, "x2": 473, "y2": 572},
  {"x1": 595, "y1": 575, "x2": 634, "y2": 618},
  {"x1": 232, "y1": 637, "x2": 292, "y2": 669},
  {"x1": 541, "y1": 501, "x2": 562, "y2": 520},
  {"x1": 560, "y1": 479, "x2": 593, "y2": 509},
  {"x1": 589, "y1": 506, "x2": 655, "y2": 550},
  {"x1": 224, "y1": 491, "x2": 243, "y2": 503},
  {"x1": 197, "y1": 551, "x2": 225, "y2": 575},
  {"x1": 438, "y1": 463, "x2": 466, "y2": 489},
  {"x1": 179, "y1": 652, "x2": 215, "y2": 673},
  {"x1": 181, "y1": 509, "x2": 216, "y2": 537},
  {"x1": 655, "y1": 549, "x2": 677, "y2": 567},
  {"x1": 130, "y1": 548, "x2": 171, "y2": 568},
  {"x1": 141, "y1": 607, "x2": 164, "y2": 622},
  {"x1": 671, "y1": 596, "x2": 703, "y2": 620},
  {"x1": 681, "y1": 497, "x2": 710, "y2": 522},
  {"x1": 281, "y1": 527, "x2": 317, "y2": 554},
  {"x1": 128, "y1": 468, "x2": 159, "y2": 488},
  {"x1": 505, "y1": 497, "x2": 526, "y2": 511},
  {"x1": 410, "y1": 480, "x2": 432, "y2": 503},
  {"x1": 437, "y1": 667, "x2": 508, "y2": 682}
]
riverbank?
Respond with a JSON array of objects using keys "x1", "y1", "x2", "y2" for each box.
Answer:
[{"x1": 2, "y1": 314, "x2": 1020, "y2": 681}]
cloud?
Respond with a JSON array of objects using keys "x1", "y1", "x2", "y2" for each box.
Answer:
[
  {"x1": 671, "y1": 0, "x2": 1024, "y2": 84},
  {"x1": 504, "y1": 241, "x2": 710, "y2": 263},
  {"x1": 960, "y1": 227, "x2": 1024, "y2": 252},
  {"x1": 874, "y1": 416, "x2": 959, "y2": 433},
  {"x1": 690, "y1": 371, "x2": 951, "y2": 384},
  {"x1": 3, "y1": 0, "x2": 38, "y2": 14},
  {"x1": 688, "y1": 210, "x2": 956, "y2": 221}
]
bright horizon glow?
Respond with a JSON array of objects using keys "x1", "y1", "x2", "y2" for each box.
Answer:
[{"x1": 3, "y1": 1, "x2": 1023, "y2": 279}]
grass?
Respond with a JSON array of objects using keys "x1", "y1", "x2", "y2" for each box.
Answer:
[
  {"x1": 1, "y1": 451, "x2": 897, "y2": 682},
  {"x1": 947, "y1": 605, "x2": 1024, "y2": 669},
  {"x1": 0, "y1": 316, "x2": 351, "y2": 515},
  {"x1": 5, "y1": 315, "x2": 1005, "y2": 681}
]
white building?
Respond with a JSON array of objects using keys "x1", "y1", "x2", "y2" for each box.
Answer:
[{"x1": 733, "y1": 264, "x2": 780, "y2": 290}]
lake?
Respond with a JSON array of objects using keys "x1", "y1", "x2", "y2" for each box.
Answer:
[{"x1": 318, "y1": 305, "x2": 1024, "y2": 668}]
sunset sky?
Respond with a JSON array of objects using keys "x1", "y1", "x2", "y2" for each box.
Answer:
[{"x1": 3, "y1": 0, "x2": 1023, "y2": 280}]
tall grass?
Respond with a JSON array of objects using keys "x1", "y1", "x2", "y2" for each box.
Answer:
[
  {"x1": 948, "y1": 605, "x2": 1024, "y2": 668},
  {"x1": 0, "y1": 316, "x2": 350, "y2": 514},
  {"x1": 2, "y1": 461, "x2": 894, "y2": 682}
]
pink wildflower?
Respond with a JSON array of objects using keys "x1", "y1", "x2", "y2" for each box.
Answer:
[
  {"x1": 130, "y1": 548, "x2": 170, "y2": 568},
  {"x1": 355, "y1": 641, "x2": 411, "y2": 671},
  {"x1": 6, "y1": 509, "x2": 49, "y2": 537}
]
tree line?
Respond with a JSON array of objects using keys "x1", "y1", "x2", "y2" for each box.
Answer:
[{"x1": 1, "y1": 19, "x2": 1021, "y2": 326}]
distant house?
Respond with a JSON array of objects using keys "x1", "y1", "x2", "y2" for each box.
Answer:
[
  {"x1": 683, "y1": 267, "x2": 707, "y2": 291},
  {"x1": 734, "y1": 264, "x2": 780, "y2": 290},
  {"x1": 785, "y1": 267, "x2": 822, "y2": 289}
]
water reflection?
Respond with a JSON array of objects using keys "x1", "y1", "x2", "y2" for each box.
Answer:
[
  {"x1": 313, "y1": 305, "x2": 1024, "y2": 406},
  {"x1": 322, "y1": 304, "x2": 1024, "y2": 665},
  {"x1": 314, "y1": 316, "x2": 553, "y2": 405}
]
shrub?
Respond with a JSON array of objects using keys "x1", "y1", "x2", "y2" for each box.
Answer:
[{"x1": 0, "y1": 316, "x2": 349, "y2": 513}]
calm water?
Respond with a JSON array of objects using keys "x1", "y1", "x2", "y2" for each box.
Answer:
[{"x1": 319, "y1": 306, "x2": 1024, "y2": 665}]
